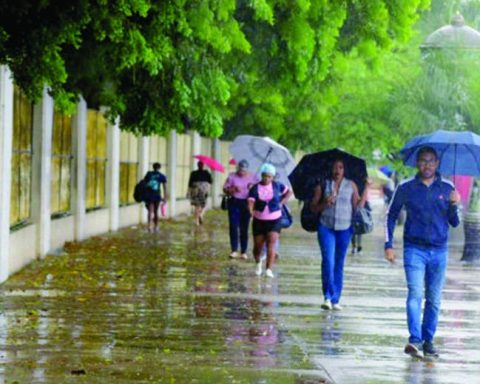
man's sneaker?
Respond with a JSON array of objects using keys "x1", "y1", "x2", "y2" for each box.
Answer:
[
  {"x1": 265, "y1": 268, "x2": 274, "y2": 278},
  {"x1": 357, "y1": 246, "x2": 363, "y2": 255},
  {"x1": 404, "y1": 342, "x2": 423, "y2": 358},
  {"x1": 332, "y1": 303, "x2": 343, "y2": 311},
  {"x1": 321, "y1": 299, "x2": 332, "y2": 310},
  {"x1": 255, "y1": 262, "x2": 263, "y2": 276},
  {"x1": 229, "y1": 251, "x2": 239, "y2": 259},
  {"x1": 240, "y1": 253, "x2": 248, "y2": 260},
  {"x1": 423, "y1": 341, "x2": 439, "y2": 358}
]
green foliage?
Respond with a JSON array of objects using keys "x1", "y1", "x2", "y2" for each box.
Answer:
[{"x1": 0, "y1": 0, "x2": 429, "y2": 140}]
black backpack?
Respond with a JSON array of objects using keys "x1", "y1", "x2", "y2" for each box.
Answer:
[
  {"x1": 300, "y1": 181, "x2": 324, "y2": 232},
  {"x1": 300, "y1": 200, "x2": 319, "y2": 232},
  {"x1": 133, "y1": 180, "x2": 148, "y2": 202}
]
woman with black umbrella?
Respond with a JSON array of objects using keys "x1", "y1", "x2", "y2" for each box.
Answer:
[{"x1": 310, "y1": 158, "x2": 367, "y2": 310}]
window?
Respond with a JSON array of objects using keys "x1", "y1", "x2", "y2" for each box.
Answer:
[
  {"x1": 10, "y1": 86, "x2": 33, "y2": 227},
  {"x1": 176, "y1": 134, "x2": 191, "y2": 198},
  {"x1": 51, "y1": 112, "x2": 73, "y2": 216},
  {"x1": 119, "y1": 132, "x2": 138, "y2": 205},
  {"x1": 149, "y1": 135, "x2": 168, "y2": 177},
  {"x1": 86, "y1": 110, "x2": 107, "y2": 210}
]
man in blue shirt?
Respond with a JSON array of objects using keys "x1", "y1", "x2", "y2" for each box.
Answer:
[{"x1": 385, "y1": 146, "x2": 461, "y2": 358}]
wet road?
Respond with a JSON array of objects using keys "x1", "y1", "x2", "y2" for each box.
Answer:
[{"x1": 1, "y1": 201, "x2": 480, "y2": 383}]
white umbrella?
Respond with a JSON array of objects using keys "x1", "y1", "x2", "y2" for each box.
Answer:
[{"x1": 229, "y1": 135, "x2": 296, "y2": 186}]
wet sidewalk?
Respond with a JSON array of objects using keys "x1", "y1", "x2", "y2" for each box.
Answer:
[{"x1": 1, "y1": 200, "x2": 480, "y2": 383}]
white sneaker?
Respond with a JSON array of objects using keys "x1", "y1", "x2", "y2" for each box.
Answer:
[
  {"x1": 229, "y1": 251, "x2": 239, "y2": 259},
  {"x1": 255, "y1": 262, "x2": 263, "y2": 276},
  {"x1": 321, "y1": 299, "x2": 332, "y2": 310},
  {"x1": 332, "y1": 303, "x2": 343, "y2": 311},
  {"x1": 265, "y1": 269, "x2": 274, "y2": 278},
  {"x1": 240, "y1": 253, "x2": 248, "y2": 260}
]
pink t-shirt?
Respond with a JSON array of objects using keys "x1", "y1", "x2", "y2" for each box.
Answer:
[
  {"x1": 223, "y1": 172, "x2": 259, "y2": 199},
  {"x1": 248, "y1": 183, "x2": 289, "y2": 221}
]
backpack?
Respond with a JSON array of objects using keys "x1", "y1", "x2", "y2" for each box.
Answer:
[
  {"x1": 300, "y1": 200, "x2": 319, "y2": 232},
  {"x1": 300, "y1": 181, "x2": 324, "y2": 232},
  {"x1": 133, "y1": 180, "x2": 148, "y2": 203}
]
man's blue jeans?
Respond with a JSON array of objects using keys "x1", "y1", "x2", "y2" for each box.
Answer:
[
  {"x1": 228, "y1": 198, "x2": 251, "y2": 254},
  {"x1": 317, "y1": 224, "x2": 352, "y2": 304},
  {"x1": 404, "y1": 246, "x2": 448, "y2": 343}
]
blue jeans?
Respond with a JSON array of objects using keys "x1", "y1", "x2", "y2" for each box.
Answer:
[
  {"x1": 228, "y1": 198, "x2": 251, "y2": 253},
  {"x1": 404, "y1": 246, "x2": 448, "y2": 343},
  {"x1": 317, "y1": 224, "x2": 353, "y2": 304}
]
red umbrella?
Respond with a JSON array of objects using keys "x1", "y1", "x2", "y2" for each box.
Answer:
[
  {"x1": 229, "y1": 158, "x2": 236, "y2": 165},
  {"x1": 194, "y1": 155, "x2": 225, "y2": 173}
]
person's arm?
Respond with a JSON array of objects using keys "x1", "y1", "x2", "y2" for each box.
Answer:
[
  {"x1": 247, "y1": 186, "x2": 255, "y2": 216},
  {"x1": 279, "y1": 184, "x2": 292, "y2": 206},
  {"x1": 351, "y1": 182, "x2": 361, "y2": 209},
  {"x1": 448, "y1": 189, "x2": 461, "y2": 227},
  {"x1": 310, "y1": 184, "x2": 334, "y2": 213},
  {"x1": 162, "y1": 182, "x2": 168, "y2": 201},
  {"x1": 207, "y1": 171, "x2": 212, "y2": 184},
  {"x1": 188, "y1": 171, "x2": 194, "y2": 189},
  {"x1": 223, "y1": 175, "x2": 234, "y2": 195},
  {"x1": 384, "y1": 185, "x2": 405, "y2": 263}
]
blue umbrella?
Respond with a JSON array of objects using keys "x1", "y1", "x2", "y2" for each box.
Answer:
[{"x1": 400, "y1": 130, "x2": 480, "y2": 177}]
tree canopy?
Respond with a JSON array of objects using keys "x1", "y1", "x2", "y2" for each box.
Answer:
[{"x1": 0, "y1": 0, "x2": 429, "y2": 140}]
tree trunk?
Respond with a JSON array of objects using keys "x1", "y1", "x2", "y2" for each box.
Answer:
[{"x1": 462, "y1": 211, "x2": 480, "y2": 262}]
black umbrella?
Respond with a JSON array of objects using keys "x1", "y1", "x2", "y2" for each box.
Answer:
[{"x1": 288, "y1": 148, "x2": 367, "y2": 201}]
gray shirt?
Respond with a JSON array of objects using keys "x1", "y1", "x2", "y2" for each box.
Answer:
[{"x1": 320, "y1": 178, "x2": 354, "y2": 231}]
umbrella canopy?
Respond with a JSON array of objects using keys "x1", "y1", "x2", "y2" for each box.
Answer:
[
  {"x1": 229, "y1": 135, "x2": 295, "y2": 186},
  {"x1": 400, "y1": 129, "x2": 480, "y2": 176},
  {"x1": 194, "y1": 155, "x2": 224, "y2": 173},
  {"x1": 288, "y1": 148, "x2": 367, "y2": 201},
  {"x1": 368, "y1": 167, "x2": 390, "y2": 184}
]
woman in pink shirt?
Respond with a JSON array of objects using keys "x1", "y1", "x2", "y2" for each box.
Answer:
[
  {"x1": 223, "y1": 160, "x2": 258, "y2": 260},
  {"x1": 248, "y1": 163, "x2": 292, "y2": 278}
]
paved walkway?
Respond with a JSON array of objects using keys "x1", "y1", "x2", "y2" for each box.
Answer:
[{"x1": 1, "y1": 199, "x2": 479, "y2": 383}]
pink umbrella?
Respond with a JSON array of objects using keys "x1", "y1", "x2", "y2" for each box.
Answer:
[
  {"x1": 229, "y1": 158, "x2": 236, "y2": 165},
  {"x1": 194, "y1": 155, "x2": 225, "y2": 173}
]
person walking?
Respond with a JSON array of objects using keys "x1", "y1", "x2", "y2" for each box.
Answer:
[
  {"x1": 385, "y1": 146, "x2": 460, "y2": 359},
  {"x1": 311, "y1": 158, "x2": 367, "y2": 310},
  {"x1": 248, "y1": 163, "x2": 292, "y2": 278},
  {"x1": 223, "y1": 160, "x2": 258, "y2": 260},
  {"x1": 188, "y1": 161, "x2": 212, "y2": 225},
  {"x1": 144, "y1": 162, "x2": 168, "y2": 233}
]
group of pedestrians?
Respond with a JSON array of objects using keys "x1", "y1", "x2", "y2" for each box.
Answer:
[
  {"x1": 142, "y1": 145, "x2": 460, "y2": 359},
  {"x1": 223, "y1": 160, "x2": 291, "y2": 278}
]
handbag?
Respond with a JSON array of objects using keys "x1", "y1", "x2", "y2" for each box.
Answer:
[
  {"x1": 352, "y1": 206, "x2": 374, "y2": 235},
  {"x1": 221, "y1": 195, "x2": 230, "y2": 210},
  {"x1": 280, "y1": 204, "x2": 293, "y2": 229}
]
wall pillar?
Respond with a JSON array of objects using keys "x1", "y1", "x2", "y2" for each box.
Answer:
[
  {"x1": 0, "y1": 66, "x2": 13, "y2": 282},
  {"x1": 190, "y1": 130, "x2": 201, "y2": 169},
  {"x1": 106, "y1": 118, "x2": 120, "y2": 231},
  {"x1": 138, "y1": 136, "x2": 149, "y2": 223},
  {"x1": 31, "y1": 87, "x2": 54, "y2": 258},
  {"x1": 167, "y1": 130, "x2": 177, "y2": 217},
  {"x1": 72, "y1": 97, "x2": 87, "y2": 241}
]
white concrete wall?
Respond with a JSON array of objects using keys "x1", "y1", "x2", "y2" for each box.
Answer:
[
  {"x1": 9, "y1": 225, "x2": 37, "y2": 275},
  {"x1": 1, "y1": 77, "x2": 234, "y2": 283},
  {"x1": 119, "y1": 204, "x2": 143, "y2": 228},
  {"x1": 50, "y1": 216, "x2": 75, "y2": 251},
  {"x1": 84, "y1": 209, "x2": 110, "y2": 238}
]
